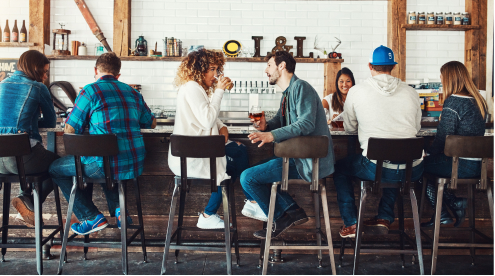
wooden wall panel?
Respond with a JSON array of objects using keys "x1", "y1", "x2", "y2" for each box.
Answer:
[
  {"x1": 387, "y1": 0, "x2": 407, "y2": 81},
  {"x1": 113, "y1": 0, "x2": 131, "y2": 56},
  {"x1": 28, "y1": 0, "x2": 50, "y2": 53},
  {"x1": 323, "y1": 62, "x2": 341, "y2": 97}
]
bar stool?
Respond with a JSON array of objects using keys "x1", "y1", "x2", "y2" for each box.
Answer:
[
  {"x1": 57, "y1": 134, "x2": 147, "y2": 275},
  {"x1": 161, "y1": 135, "x2": 240, "y2": 275},
  {"x1": 419, "y1": 135, "x2": 493, "y2": 275},
  {"x1": 0, "y1": 133, "x2": 64, "y2": 275},
  {"x1": 261, "y1": 136, "x2": 336, "y2": 275},
  {"x1": 345, "y1": 137, "x2": 425, "y2": 275}
]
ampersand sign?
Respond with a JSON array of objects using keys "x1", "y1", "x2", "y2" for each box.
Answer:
[{"x1": 270, "y1": 36, "x2": 293, "y2": 56}]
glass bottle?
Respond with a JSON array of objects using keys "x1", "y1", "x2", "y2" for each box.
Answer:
[
  {"x1": 435, "y1": 12, "x2": 444, "y2": 25},
  {"x1": 453, "y1": 12, "x2": 462, "y2": 25},
  {"x1": 3, "y1": 20, "x2": 10, "y2": 42},
  {"x1": 20, "y1": 20, "x2": 27, "y2": 42},
  {"x1": 418, "y1": 12, "x2": 426, "y2": 25},
  {"x1": 445, "y1": 12, "x2": 453, "y2": 25},
  {"x1": 427, "y1": 12, "x2": 436, "y2": 25},
  {"x1": 408, "y1": 11, "x2": 417, "y2": 24},
  {"x1": 462, "y1": 12, "x2": 470, "y2": 25},
  {"x1": 11, "y1": 20, "x2": 18, "y2": 42}
]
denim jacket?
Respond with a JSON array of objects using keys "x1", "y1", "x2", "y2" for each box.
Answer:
[
  {"x1": 266, "y1": 74, "x2": 335, "y2": 182},
  {"x1": 0, "y1": 71, "x2": 56, "y2": 144}
]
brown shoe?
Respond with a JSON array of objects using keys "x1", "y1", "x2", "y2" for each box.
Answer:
[
  {"x1": 363, "y1": 218, "x2": 390, "y2": 234},
  {"x1": 12, "y1": 196, "x2": 35, "y2": 227},
  {"x1": 339, "y1": 224, "x2": 356, "y2": 238}
]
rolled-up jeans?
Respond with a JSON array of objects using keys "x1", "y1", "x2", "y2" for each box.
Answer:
[
  {"x1": 240, "y1": 156, "x2": 302, "y2": 221},
  {"x1": 49, "y1": 155, "x2": 120, "y2": 221},
  {"x1": 333, "y1": 154, "x2": 424, "y2": 227},
  {"x1": 0, "y1": 143, "x2": 59, "y2": 204}
]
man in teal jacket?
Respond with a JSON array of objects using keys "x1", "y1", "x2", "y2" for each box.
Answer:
[{"x1": 240, "y1": 51, "x2": 335, "y2": 239}]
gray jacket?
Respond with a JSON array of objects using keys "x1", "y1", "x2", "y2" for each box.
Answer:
[{"x1": 266, "y1": 75, "x2": 335, "y2": 181}]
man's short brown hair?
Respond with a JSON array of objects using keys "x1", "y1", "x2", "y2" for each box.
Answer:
[
  {"x1": 95, "y1": 52, "x2": 121, "y2": 76},
  {"x1": 371, "y1": 64, "x2": 394, "y2": 73},
  {"x1": 265, "y1": 51, "x2": 296, "y2": 73}
]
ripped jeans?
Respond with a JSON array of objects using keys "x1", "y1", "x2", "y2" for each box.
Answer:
[
  {"x1": 333, "y1": 154, "x2": 424, "y2": 227},
  {"x1": 49, "y1": 156, "x2": 120, "y2": 221}
]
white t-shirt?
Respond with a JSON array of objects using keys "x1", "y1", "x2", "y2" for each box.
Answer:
[{"x1": 323, "y1": 93, "x2": 342, "y2": 122}]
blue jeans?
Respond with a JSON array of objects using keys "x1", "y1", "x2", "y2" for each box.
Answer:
[
  {"x1": 49, "y1": 156, "x2": 120, "y2": 221},
  {"x1": 204, "y1": 142, "x2": 252, "y2": 215},
  {"x1": 240, "y1": 156, "x2": 302, "y2": 221},
  {"x1": 424, "y1": 153, "x2": 481, "y2": 178},
  {"x1": 333, "y1": 154, "x2": 424, "y2": 227}
]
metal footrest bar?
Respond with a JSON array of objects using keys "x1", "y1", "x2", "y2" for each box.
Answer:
[
  {"x1": 168, "y1": 245, "x2": 231, "y2": 252},
  {"x1": 270, "y1": 245, "x2": 333, "y2": 250},
  {"x1": 360, "y1": 249, "x2": 418, "y2": 254},
  {"x1": 437, "y1": 243, "x2": 493, "y2": 248},
  {"x1": 0, "y1": 227, "x2": 62, "y2": 249}
]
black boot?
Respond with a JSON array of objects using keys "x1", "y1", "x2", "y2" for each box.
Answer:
[
  {"x1": 421, "y1": 181, "x2": 454, "y2": 228},
  {"x1": 443, "y1": 189, "x2": 468, "y2": 227}
]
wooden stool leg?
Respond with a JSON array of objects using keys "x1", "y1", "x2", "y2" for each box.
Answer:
[
  {"x1": 313, "y1": 191, "x2": 323, "y2": 268},
  {"x1": 161, "y1": 180, "x2": 180, "y2": 275},
  {"x1": 1, "y1": 182, "x2": 11, "y2": 262},
  {"x1": 320, "y1": 185, "x2": 337, "y2": 275},
  {"x1": 468, "y1": 184, "x2": 476, "y2": 265},
  {"x1": 487, "y1": 181, "x2": 494, "y2": 229},
  {"x1": 53, "y1": 183, "x2": 66, "y2": 262},
  {"x1": 262, "y1": 182, "x2": 278, "y2": 275},
  {"x1": 409, "y1": 187, "x2": 425, "y2": 275},
  {"x1": 353, "y1": 182, "x2": 368, "y2": 275},
  {"x1": 221, "y1": 185, "x2": 232, "y2": 275},
  {"x1": 118, "y1": 181, "x2": 128, "y2": 275},
  {"x1": 33, "y1": 182, "x2": 43, "y2": 275},
  {"x1": 57, "y1": 179, "x2": 78, "y2": 275},
  {"x1": 133, "y1": 178, "x2": 147, "y2": 263},
  {"x1": 431, "y1": 182, "x2": 444, "y2": 275}
]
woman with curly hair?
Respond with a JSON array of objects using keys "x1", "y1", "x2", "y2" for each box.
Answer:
[{"x1": 168, "y1": 48, "x2": 253, "y2": 229}]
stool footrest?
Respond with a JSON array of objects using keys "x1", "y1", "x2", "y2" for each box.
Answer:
[
  {"x1": 0, "y1": 227, "x2": 62, "y2": 249},
  {"x1": 437, "y1": 243, "x2": 493, "y2": 248},
  {"x1": 168, "y1": 245, "x2": 230, "y2": 252},
  {"x1": 269, "y1": 245, "x2": 332, "y2": 250},
  {"x1": 360, "y1": 249, "x2": 417, "y2": 254}
]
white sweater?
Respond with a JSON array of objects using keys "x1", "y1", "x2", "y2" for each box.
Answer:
[
  {"x1": 168, "y1": 81, "x2": 229, "y2": 185},
  {"x1": 343, "y1": 74, "x2": 422, "y2": 168}
]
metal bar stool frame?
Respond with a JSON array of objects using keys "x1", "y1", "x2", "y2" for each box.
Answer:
[
  {"x1": 419, "y1": 135, "x2": 494, "y2": 275},
  {"x1": 348, "y1": 137, "x2": 425, "y2": 275},
  {"x1": 0, "y1": 133, "x2": 64, "y2": 275},
  {"x1": 57, "y1": 134, "x2": 147, "y2": 275},
  {"x1": 161, "y1": 135, "x2": 240, "y2": 275},
  {"x1": 261, "y1": 136, "x2": 336, "y2": 275}
]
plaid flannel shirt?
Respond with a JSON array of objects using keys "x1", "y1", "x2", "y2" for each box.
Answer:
[{"x1": 66, "y1": 75, "x2": 155, "y2": 180}]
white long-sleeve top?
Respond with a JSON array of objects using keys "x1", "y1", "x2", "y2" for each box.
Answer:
[{"x1": 168, "y1": 81, "x2": 229, "y2": 185}]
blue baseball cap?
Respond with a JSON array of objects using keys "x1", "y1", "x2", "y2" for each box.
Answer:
[{"x1": 369, "y1": 45, "x2": 398, "y2": 66}]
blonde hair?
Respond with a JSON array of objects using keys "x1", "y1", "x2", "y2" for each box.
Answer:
[
  {"x1": 173, "y1": 49, "x2": 225, "y2": 96},
  {"x1": 440, "y1": 61, "x2": 488, "y2": 119}
]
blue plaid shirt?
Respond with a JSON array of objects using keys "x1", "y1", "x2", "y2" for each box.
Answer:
[{"x1": 66, "y1": 75, "x2": 154, "y2": 180}]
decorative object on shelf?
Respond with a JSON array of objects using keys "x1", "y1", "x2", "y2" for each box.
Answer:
[
  {"x1": 11, "y1": 20, "x2": 18, "y2": 42},
  {"x1": 135, "y1": 35, "x2": 148, "y2": 56},
  {"x1": 164, "y1": 37, "x2": 181, "y2": 57},
  {"x1": 188, "y1": 45, "x2": 204, "y2": 53},
  {"x1": 313, "y1": 35, "x2": 327, "y2": 58},
  {"x1": 427, "y1": 12, "x2": 435, "y2": 25},
  {"x1": 270, "y1": 36, "x2": 293, "y2": 56},
  {"x1": 3, "y1": 20, "x2": 10, "y2": 42},
  {"x1": 52, "y1": 25, "x2": 71, "y2": 56},
  {"x1": 445, "y1": 12, "x2": 453, "y2": 25},
  {"x1": 19, "y1": 20, "x2": 27, "y2": 42},
  {"x1": 328, "y1": 37, "x2": 342, "y2": 59},
  {"x1": 408, "y1": 11, "x2": 417, "y2": 24},
  {"x1": 74, "y1": 0, "x2": 112, "y2": 52},
  {"x1": 70, "y1": 41, "x2": 81, "y2": 55},
  {"x1": 150, "y1": 42, "x2": 162, "y2": 57},
  {"x1": 95, "y1": 43, "x2": 105, "y2": 56},
  {"x1": 223, "y1": 40, "x2": 242, "y2": 57},
  {"x1": 251, "y1": 36, "x2": 263, "y2": 57},
  {"x1": 435, "y1": 12, "x2": 444, "y2": 25},
  {"x1": 78, "y1": 43, "x2": 87, "y2": 56},
  {"x1": 418, "y1": 12, "x2": 426, "y2": 24},
  {"x1": 461, "y1": 12, "x2": 470, "y2": 25},
  {"x1": 294, "y1": 37, "x2": 313, "y2": 58},
  {"x1": 128, "y1": 84, "x2": 142, "y2": 92},
  {"x1": 454, "y1": 12, "x2": 462, "y2": 25}
]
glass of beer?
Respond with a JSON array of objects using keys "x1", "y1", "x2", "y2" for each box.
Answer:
[
  {"x1": 214, "y1": 75, "x2": 233, "y2": 91},
  {"x1": 249, "y1": 106, "x2": 263, "y2": 127}
]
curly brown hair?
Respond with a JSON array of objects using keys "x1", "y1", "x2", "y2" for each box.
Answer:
[
  {"x1": 95, "y1": 52, "x2": 121, "y2": 76},
  {"x1": 173, "y1": 49, "x2": 225, "y2": 95}
]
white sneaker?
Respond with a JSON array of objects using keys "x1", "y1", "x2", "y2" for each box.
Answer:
[
  {"x1": 196, "y1": 213, "x2": 225, "y2": 229},
  {"x1": 241, "y1": 200, "x2": 268, "y2": 222}
]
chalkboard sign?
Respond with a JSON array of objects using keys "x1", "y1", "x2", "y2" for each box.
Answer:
[{"x1": 0, "y1": 59, "x2": 18, "y2": 82}]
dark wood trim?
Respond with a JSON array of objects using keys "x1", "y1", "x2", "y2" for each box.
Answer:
[
  {"x1": 402, "y1": 24, "x2": 481, "y2": 31},
  {"x1": 0, "y1": 42, "x2": 36, "y2": 47}
]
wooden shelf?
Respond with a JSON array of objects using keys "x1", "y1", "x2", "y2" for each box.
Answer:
[
  {"x1": 46, "y1": 55, "x2": 344, "y2": 63},
  {"x1": 0, "y1": 42, "x2": 35, "y2": 47},
  {"x1": 402, "y1": 24, "x2": 481, "y2": 31}
]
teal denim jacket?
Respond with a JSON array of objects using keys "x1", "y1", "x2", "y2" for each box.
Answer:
[
  {"x1": 266, "y1": 74, "x2": 335, "y2": 181},
  {"x1": 0, "y1": 71, "x2": 56, "y2": 143}
]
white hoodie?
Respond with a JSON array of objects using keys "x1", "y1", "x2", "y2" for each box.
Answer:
[{"x1": 343, "y1": 74, "x2": 422, "y2": 168}]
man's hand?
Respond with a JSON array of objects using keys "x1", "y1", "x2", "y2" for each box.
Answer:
[
  {"x1": 219, "y1": 126, "x2": 229, "y2": 144},
  {"x1": 151, "y1": 118, "x2": 157, "y2": 129},
  {"x1": 250, "y1": 111, "x2": 267, "y2": 131},
  {"x1": 64, "y1": 123, "x2": 75, "y2": 134},
  {"x1": 248, "y1": 131, "x2": 274, "y2": 147}
]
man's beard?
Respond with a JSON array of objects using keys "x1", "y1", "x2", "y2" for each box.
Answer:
[{"x1": 269, "y1": 71, "x2": 279, "y2": 85}]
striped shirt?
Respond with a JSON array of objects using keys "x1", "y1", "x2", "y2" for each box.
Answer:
[{"x1": 66, "y1": 75, "x2": 154, "y2": 180}]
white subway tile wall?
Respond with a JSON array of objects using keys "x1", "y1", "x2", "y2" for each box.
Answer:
[{"x1": 0, "y1": 0, "x2": 465, "y2": 110}]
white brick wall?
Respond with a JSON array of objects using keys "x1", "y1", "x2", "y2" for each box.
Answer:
[{"x1": 0, "y1": 0, "x2": 467, "y2": 110}]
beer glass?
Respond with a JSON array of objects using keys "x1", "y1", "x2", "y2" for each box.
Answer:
[{"x1": 249, "y1": 106, "x2": 263, "y2": 128}]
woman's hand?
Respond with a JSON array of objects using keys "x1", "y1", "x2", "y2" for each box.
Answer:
[
  {"x1": 219, "y1": 126, "x2": 229, "y2": 143},
  {"x1": 327, "y1": 119, "x2": 332, "y2": 125},
  {"x1": 332, "y1": 114, "x2": 338, "y2": 120},
  {"x1": 216, "y1": 76, "x2": 232, "y2": 91}
]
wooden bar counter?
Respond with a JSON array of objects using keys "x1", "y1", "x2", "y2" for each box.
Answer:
[{"x1": 1, "y1": 125, "x2": 493, "y2": 255}]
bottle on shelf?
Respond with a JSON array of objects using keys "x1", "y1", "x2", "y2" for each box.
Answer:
[
  {"x1": 20, "y1": 20, "x2": 27, "y2": 42},
  {"x1": 3, "y1": 20, "x2": 10, "y2": 42},
  {"x1": 0, "y1": 23, "x2": 2, "y2": 42},
  {"x1": 12, "y1": 20, "x2": 18, "y2": 42}
]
